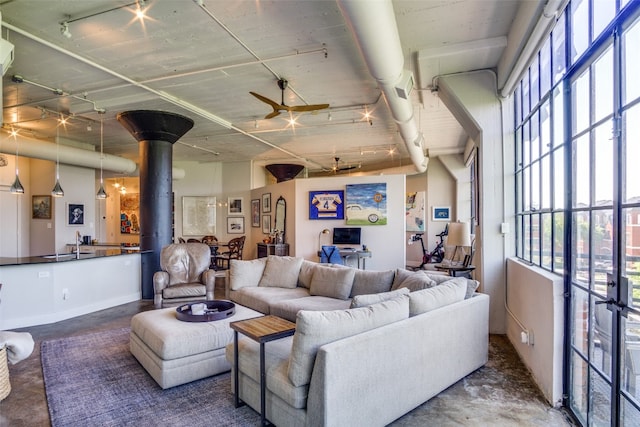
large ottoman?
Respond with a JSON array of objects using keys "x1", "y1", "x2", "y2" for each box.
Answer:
[{"x1": 130, "y1": 303, "x2": 262, "y2": 389}]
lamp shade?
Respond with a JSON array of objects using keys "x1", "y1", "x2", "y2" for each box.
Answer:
[
  {"x1": 447, "y1": 222, "x2": 471, "y2": 247},
  {"x1": 265, "y1": 164, "x2": 304, "y2": 182}
]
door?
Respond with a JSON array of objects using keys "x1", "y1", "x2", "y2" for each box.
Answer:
[{"x1": 568, "y1": 11, "x2": 640, "y2": 426}]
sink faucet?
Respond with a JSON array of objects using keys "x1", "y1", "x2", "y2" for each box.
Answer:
[{"x1": 75, "y1": 231, "x2": 82, "y2": 258}]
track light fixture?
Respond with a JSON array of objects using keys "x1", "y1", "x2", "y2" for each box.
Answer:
[{"x1": 60, "y1": 22, "x2": 72, "y2": 39}]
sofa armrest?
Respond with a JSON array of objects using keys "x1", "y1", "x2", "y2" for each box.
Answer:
[
  {"x1": 201, "y1": 269, "x2": 217, "y2": 300},
  {"x1": 152, "y1": 271, "x2": 169, "y2": 308}
]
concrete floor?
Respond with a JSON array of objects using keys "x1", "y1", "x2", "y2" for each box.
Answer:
[{"x1": 1, "y1": 294, "x2": 577, "y2": 427}]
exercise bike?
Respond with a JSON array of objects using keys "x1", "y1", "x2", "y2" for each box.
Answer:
[{"x1": 409, "y1": 225, "x2": 448, "y2": 269}]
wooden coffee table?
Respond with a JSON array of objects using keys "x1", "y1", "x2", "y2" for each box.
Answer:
[{"x1": 230, "y1": 315, "x2": 296, "y2": 426}]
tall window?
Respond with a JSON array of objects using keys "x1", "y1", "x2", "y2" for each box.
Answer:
[{"x1": 514, "y1": 11, "x2": 567, "y2": 273}]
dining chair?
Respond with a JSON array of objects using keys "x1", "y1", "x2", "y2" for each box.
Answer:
[{"x1": 216, "y1": 236, "x2": 246, "y2": 270}]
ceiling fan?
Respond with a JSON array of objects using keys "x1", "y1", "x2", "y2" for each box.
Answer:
[
  {"x1": 250, "y1": 79, "x2": 330, "y2": 120},
  {"x1": 331, "y1": 157, "x2": 358, "y2": 173}
]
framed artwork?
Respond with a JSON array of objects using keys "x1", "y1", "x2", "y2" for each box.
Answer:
[
  {"x1": 67, "y1": 203, "x2": 85, "y2": 226},
  {"x1": 262, "y1": 215, "x2": 271, "y2": 234},
  {"x1": 406, "y1": 191, "x2": 425, "y2": 232},
  {"x1": 120, "y1": 193, "x2": 140, "y2": 234},
  {"x1": 227, "y1": 216, "x2": 245, "y2": 234},
  {"x1": 251, "y1": 199, "x2": 260, "y2": 227},
  {"x1": 345, "y1": 183, "x2": 387, "y2": 225},
  {"x1": 262, "y1": 193, "x2": 271, "y2": 213},
  {"x1": 228, "y1": 197, "x2": 243, "y2": 215},
  {"x1": 182, "y1": 196, "x2": 216, "y2": 235},
  {"x1": 309, "y1": 190, "x2": 344, "y2": 220},
  {"x1": 432, "y1": 206, "x2": 451, "y2": 221},
  {"x1": 32, "y1": 195, "x2": 52, "y2": 219}
]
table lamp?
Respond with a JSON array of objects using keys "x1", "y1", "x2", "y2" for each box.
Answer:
[
  {"x1": 446, "y1": 221, "x2": 471, "y2": 265},
  {"x1": 318, "y1": 229, "x2": 331, "y2": 252}
]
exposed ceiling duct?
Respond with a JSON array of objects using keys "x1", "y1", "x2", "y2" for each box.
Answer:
[
  {"x1": 0, "y1": 133, "x2": 185, "y2": 179},
  {"x1": 337, "y1": 0, "x2": 428, "y2": 174}
]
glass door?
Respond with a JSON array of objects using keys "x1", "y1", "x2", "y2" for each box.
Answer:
[{"x1": 568, "y1": 11, "x2": 640, "y2": 426}]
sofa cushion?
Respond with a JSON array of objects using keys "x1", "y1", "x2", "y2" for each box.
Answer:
[
  {"x1": 271, "y1": 296, "x2": 352, "y2": 322},
  {"x1": 396, "y1": 271, "x2": 437, "y2": 292},
  {"x1": 409, "y1": 277, "x2": 467, "y2": 316},
  {"x1": 309, "y1": 266, "x2": 356, "y2": 300},
  {"x1": 390, "y1": 268, "x2": 418, "y2": 290},
  {"x1": 287, "y1": 295, "x2": 409, "y2": 387},
  {"x1": 350, "y1": 287, "x2": 410, "y2": 308},
  {"x1": 229, "y1": 258, "x2": 267, "y2": 291},
  {"x1": 297, "y1": 260, "x2": 318, "y2": 289},
  {"x1": 350, "y1": 269, "x2": 395, "y2": 297},
  {"x1": 259, "y1": 256, "x2": 304, "y2": 289},
  {"x1": 230, "y1": 287, "x2": 310, "y2": 314},
  {"x1": 424, "y1": 272, "x2": 480, "y2": 299},
  {"x1": 162, "y1": 283, "x2": 206, "y2": 299}
]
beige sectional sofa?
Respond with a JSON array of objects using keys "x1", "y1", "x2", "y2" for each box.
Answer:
[{"x1": 224, "y1": 255, "x2": 489, "y2": 426}]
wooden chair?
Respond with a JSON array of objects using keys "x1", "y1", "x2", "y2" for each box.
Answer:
[
  {"x1": 178, "y1": 237, "x2": 186, "y2": 243},
  {"x1": 201, "y1": 235, "x2": 217, "y2": 245},
  {"x1": 187, "y1": 238, "x2": 200, "y2": 243},
  {"x1": 216, "y1": 236, "x2": 246, "y2": 270}
]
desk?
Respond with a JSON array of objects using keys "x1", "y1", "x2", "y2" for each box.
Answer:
[
  {"x1": 316, "y1": 249, "x2": 371, "y2": 269},
  {"x1": 230, "y1": 315, "x2": 296, "y2": 426},
  {"x1": 433, "y1": 263, "x2": 475, "y2": 277}
]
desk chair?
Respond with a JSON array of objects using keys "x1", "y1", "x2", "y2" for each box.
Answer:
[{"x1": 320, "y1": 245, "x2": 343, "y2": 265}]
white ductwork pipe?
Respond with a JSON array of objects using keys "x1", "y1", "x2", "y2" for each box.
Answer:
[
  {"x1": 1, "y1": 134, "x2": 136, "y2": 173},
  {"x1": 338, "y1": 0, "x2": 428, "y2": 173},
  {"x1": 0, "y1": 135, "x2": 188, "y2": 179}
]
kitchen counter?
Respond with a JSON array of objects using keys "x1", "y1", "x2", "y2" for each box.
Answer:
[{"x1": 0, "y1": 248, "x2": 148, "y2": 267}]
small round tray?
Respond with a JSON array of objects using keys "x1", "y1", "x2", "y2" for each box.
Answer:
[{"x1": 175, "y1": 300, "x2": 235, "y2": 322}]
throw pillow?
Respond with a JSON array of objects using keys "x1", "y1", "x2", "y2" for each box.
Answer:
[
  {"x1": 409, "y1": 277, "x2": 467, "y2": 316},
  {"x1": 309, "y1": 266, "x2": 356, "y2": 300},
  {"x1": 297, "y1": 260, "x2": 318, "y2": 289},
  {"x1": 229, "y1": 258, "x2": 267, "y2": 290},
  {"x1": 288, "y1": 295, "x2": 410, "y2": 387},
  {"x1": 350, "y1": 287, "x2": 410, "y2": 308},
  {"x1": 396, "y1": 272, "x2": 437, "y2": 292},
  {"x1": 424, "y1": 273, "x2": 480, "y2": 299},
  {"x1": 391, "y1": 268, "x2": 422, "y2": 290},
  {"x1": 259, "y1": 256, "x2": 304, "y2": 289},
  {"x1": 350, "y1": 269, "x2": 395, "y2": 297}
]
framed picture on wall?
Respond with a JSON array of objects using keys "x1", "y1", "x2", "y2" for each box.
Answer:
[
  {"x1": 228, "y1": 197, "x2": 243, "y2": 215},
  {"x1": 309, "y1": 190, "x2": 344, "y2": 220},
  {"x1": 32, "y1": 195, "x2": 52, "y2": 219},
  {"x1": 432, "y1": 206, "x2": 451, "y2": 221},
  {"x1": 262, "y1": 215, "x2": 271, "y2": 234},
  {"x1": 67, "y1": 203, "x2": 85, "y2": 225},
  {"x1": 251, "y1": 199, "x2": 260, "y2": 227},
  {"x1": 227, "y1": 216, "x2": 245, "y2": 234},
  {"x1": 262, "y1": 193, "x2": 271, "y2": 213}
]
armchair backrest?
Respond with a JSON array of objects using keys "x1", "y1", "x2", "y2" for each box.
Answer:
[{"x1": 160, "y1": 243, "x2": 211, "y2": 285}]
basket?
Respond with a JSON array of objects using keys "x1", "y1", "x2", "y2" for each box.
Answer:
[{"x1": 0, "y1": 346, "x2": 10, "y2": 401}]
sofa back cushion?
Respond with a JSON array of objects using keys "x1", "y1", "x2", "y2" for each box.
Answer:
[
  {"x1": 229, "y1": 258, "x2": 268, "y2": 290},
  {"x1": 297, "y1": 260, "x2": 318, "y2": 289},
  {"x1": 309, "y1": 266, "x2": 355, "y2": 300},
  {"x1": 259, "y1": 256, "x2": 304, "y2": 289},
  {"x1": 350, "y1": 269, "x2": 395, "y2": 297},
  {"x1": 409, "y1": 277, "x2": 467, "y2": 316},
  {"x1": 350, "y1": 287, "x2": 410, "y2": 308},
  {"x1": 288, "y1": 295, "x2": 410, "y2": 387},
  {"x1": 423, "y1": 272, "x2": 480, "y2": 299}
]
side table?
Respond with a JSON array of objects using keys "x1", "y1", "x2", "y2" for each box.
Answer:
[
  {"x1": 433, "y1": 263, "x2": 476, "y2": 277},
  {"x1": 230, "y1": 315, "x2": 296, "y2": 426}
]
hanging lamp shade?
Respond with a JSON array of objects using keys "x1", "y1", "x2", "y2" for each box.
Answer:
[
  {"x1": 96, "y1": 113, "x2": 107, "y2": 199},
  {"x1": 52, "y1": 178, "x2": 64, "y2": 197},
  {"x1": 10, "y1": 174, "x2": 24, "y2": 194},
  {"x1": 96, "y1": 184, "x2": 107, "y2": 199}
]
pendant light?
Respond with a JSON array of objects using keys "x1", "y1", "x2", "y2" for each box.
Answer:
[
  {"x1": 9, "y1": 130, "x2": 24, "y2": 194},
  {"x1": 51, "y1": 115, "x2": 64, "y2": 197},
  {"x1": 96, "y1": 112, "x2": 107, "y2": 199}
]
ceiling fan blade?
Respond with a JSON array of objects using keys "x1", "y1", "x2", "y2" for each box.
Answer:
[
  {"x1": 288, "y1": 104, "x2": 330, "y2": 112},
  {"x1": 250, "y1": 92, "x2": 282, "y2": 109},
  {"x1": 264, "y1": 111, "x2": 281, "y2": 119}
]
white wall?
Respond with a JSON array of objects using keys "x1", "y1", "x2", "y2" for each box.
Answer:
[
  {"x1": 0, "y1": 154, "x2": 30, "y2": 257},
  {"x1": 506, "y1": 258, "x2": 564, "y2": 407}
]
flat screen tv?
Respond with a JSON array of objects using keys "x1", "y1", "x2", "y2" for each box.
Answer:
[{"x1": 332, "y1": 227, "x2": 361, "y2": 245}]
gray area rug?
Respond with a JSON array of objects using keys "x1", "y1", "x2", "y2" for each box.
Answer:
[{"x1": 41, "y1": 327, "x2": 260, "y2": 427}]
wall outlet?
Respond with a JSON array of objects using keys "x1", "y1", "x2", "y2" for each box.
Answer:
[
  {"x1": 520, "y1": 331, "x2": 528, "y2": 344},
  {"x1": 38, "y1": 271, "x2": 50, "y2": 278},
  {"x1": 62, "y1": 288, "x2": 69, "y2": 300}
]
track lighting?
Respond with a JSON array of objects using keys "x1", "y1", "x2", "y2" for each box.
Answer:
[{"x1": 60, "y1": 22, "x2": 72, "y2": 39}]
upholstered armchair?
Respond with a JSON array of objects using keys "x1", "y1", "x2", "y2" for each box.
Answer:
[{"x1": 153, "y1": 243, "x2": 216, "y2": 308}]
